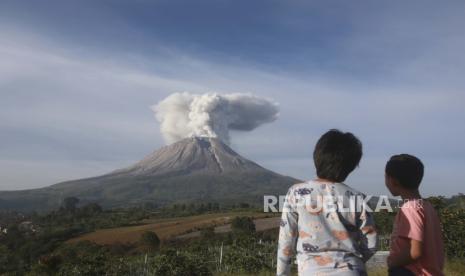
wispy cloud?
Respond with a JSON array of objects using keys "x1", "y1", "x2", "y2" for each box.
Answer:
[{"x1": 0, "y1": 1, "x2": 464, "y2": 196}]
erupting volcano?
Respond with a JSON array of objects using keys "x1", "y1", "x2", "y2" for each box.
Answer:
[{"x1": 0, "y1": 93, "x2": 299, "y2": 212}]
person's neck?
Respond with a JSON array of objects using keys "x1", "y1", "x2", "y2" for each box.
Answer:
[{"x1": 400, "y1": 189, "x2": 422, "y2": 200}]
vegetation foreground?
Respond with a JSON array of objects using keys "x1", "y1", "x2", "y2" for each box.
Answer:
[{"x1": 0, "y1": 195, "x2": 464, "y2": 275}]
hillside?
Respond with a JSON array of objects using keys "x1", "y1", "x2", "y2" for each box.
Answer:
[{"x1": 0, "y1": 137, "x2": 300, "y2": 212}]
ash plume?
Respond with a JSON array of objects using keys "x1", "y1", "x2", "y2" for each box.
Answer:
[{"x1": 152, "y1": 92, "x2": 279, "y2": 144}]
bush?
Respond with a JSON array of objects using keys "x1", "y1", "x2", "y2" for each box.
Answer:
[
  {"x1": 0, "y1": 245, "x2": 10, "y2": 273},
  {"x1": 52, "y1": 241, "x2": 109, "y2": 275},
  {"x1": 151, "y1": 249, "x2": 212, "y2": 276},
  {"x1": 231, "y1": 217, "x2": 255, "y2": 236},
  {"x1": 140, "y1": 231, "x2": 161, "y2": 251},
  {"x1": 222, "y1": 243, "x2": 273, "y2": 273},
  {"x1": 440, "y1": 208, "x2": 465, "y2": 258}
]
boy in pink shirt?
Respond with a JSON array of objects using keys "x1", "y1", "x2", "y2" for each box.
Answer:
[{"x1": 385, "y1": 154, "x2": 445, "y2": 276}]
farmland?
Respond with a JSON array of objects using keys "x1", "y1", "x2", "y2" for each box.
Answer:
[{"x1": 68, "y1": 211, "x2": 279, "y2": 245}]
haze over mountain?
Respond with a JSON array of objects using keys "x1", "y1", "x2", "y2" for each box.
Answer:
[{"x1": 0, "y1": 137, "x2": 300, "y2": 212}]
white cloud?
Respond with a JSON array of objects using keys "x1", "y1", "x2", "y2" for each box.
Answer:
[{"x1": 0, "y1": 24, "x2": 464, "y2": 196}]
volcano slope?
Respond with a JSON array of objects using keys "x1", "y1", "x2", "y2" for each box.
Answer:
[{"x1": 0, "y1": 137, "x2": 300, "y2": 212}]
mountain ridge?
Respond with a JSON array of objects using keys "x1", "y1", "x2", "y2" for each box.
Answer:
[{"x1": 0, "y1": 137, "x2": 301, "y2": 212}]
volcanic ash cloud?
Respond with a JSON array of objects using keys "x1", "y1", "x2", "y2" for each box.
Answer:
[{"x1": 152, "y1": 92, "x2": 279, "y2": 144}]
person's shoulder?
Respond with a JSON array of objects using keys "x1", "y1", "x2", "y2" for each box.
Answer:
[
  {"x1": 400, "y1": 199, "x2": 424, "y2": 209},
  {"x1": 287, "y1": 181, "x2": 314, "y2": 195},
  {"x1": 289, "y1": 181, "x2": 311, "y2": 189},
  {"x1": 338, "y1": 183, "x2": 366, "y2": 197},
  {"x1": 400, "y1": 199, "x2": 426, "y2": 219},
  {"x1": 422, "y1": 200, "x2": 441, "y2": 218}
]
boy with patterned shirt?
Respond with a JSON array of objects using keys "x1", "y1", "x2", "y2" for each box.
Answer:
[{"x1": 277, "y1": 129, "x2": 378, "y2": 276}]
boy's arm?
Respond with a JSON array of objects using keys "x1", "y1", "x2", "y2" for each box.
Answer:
[
  {"x1": 277, "y1": 188, "x2": 298, "y2": 276},
  {"x1": 387, "y1": 238, "x2": 423, "y2": 268},
  {"x1": 358, "y1": 198, "x2": 378, "y2": 262}
]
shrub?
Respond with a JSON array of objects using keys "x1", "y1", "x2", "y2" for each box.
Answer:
[
  {"x1": 440, "y1": 208, "x2": 465, "y2": 258},
  {"x1": 151, "y1": 249, "x2": 212, "y2": 276},
  {"x1": 222, "y1": 244, "x2": 271, "y2": 273},
  {"x1": 231, "y1": 217, "x2": 255, "y2": 236},
  {"x1": 140, "y1": 231, "x2": 161, "y2": 251}
]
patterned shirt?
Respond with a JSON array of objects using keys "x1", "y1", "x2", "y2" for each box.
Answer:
[{"x1": 277, "y1": 180, "x2": 378, "y2": 276}]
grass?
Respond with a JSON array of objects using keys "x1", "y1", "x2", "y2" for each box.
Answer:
[
  {"x1": 368, "y1": 266, "x2": 388, "y2": 276},
  {"x1": 213, "y1": 259, "x2": 465, "y2": 276},
  {"x1": 215, "y1": 271, "x2": 283, "y2": 276},
  {"x1": 444, "y1": 258, "x2": 465, "y2": 276},
  {"x1": 362, "y1": 259, "x2": 465, "y2": 276}
]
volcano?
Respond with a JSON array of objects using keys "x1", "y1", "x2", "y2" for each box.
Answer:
[
  {"x1": 0, "y1": 137, "x2": 300, "y2": 212},
  {"x1": 112, "y1": 137, "x2": 269, "y2": 176}
]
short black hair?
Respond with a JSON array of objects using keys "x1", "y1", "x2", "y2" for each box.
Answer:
[
  {"x1": 385, "y1": 154, "x2": 424, "y2": 190},
  {"x1": 313, "y1": 129, "x2": 362, "y2": 182}
]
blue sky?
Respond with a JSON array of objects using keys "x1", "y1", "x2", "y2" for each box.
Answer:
[{"x1": 0, "y1": 0, "x2": 464, "y2": 196}]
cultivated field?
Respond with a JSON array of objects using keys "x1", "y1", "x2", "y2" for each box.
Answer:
[
  {"x1": 177, "y1": 216, "x2": 280, "y2": 239},
  {"x1": 68, "y1": 211, "x2": 278, "y2": 245}
]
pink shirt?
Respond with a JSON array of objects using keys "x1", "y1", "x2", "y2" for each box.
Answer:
[{"x1": 390, "y1": 199, "x2": 445, "y2": 276}]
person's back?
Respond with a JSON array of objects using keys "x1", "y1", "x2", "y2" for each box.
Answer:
[
  {"x1": 390, "y1": 199, "x2": 444, "y2": 276},
  {"x1": 277, "y1": 129, "x2": 378, "y2": 276},
  {"x1": 278, "y1": 180, "x2": 377, "y2": 275},
  {"x1": 385, "y1": 154, "x2": 445, "y2": 276}
]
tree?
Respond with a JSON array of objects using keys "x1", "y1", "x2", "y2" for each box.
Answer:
[
  {"x1": 440, "y1": 208, "x2": 465, "y2": 258},
  {"x1": 80, "y1": 203, "x2": 102, "y2": 216},
  {"x1": 140, "y1": 231, "x2": 160, "y2": 251},
  {"x1": 231, "y1": 216, "x2": 256, "y2": 235},
  {"x1": 426, "y1": 196, "x2": 447, "y2": 210},
  {"x1": 35, "y1": 255, "x2": 62, "y2": 274},
  {"x1": 62, "y1": 197, "x2": 79, "y2": 212},
  {"x1": 0, "y1": 245, "x2": 10, "y2": 273},
  {"x1": 239, "y1": 203, "x2": 250, "y2": 209},
  {"x1": 197, "y1": 203, "x2": 206, "y2": 213},
  {"x1": 52, "y1": 241, "x2": 109, "y2": 275}
]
